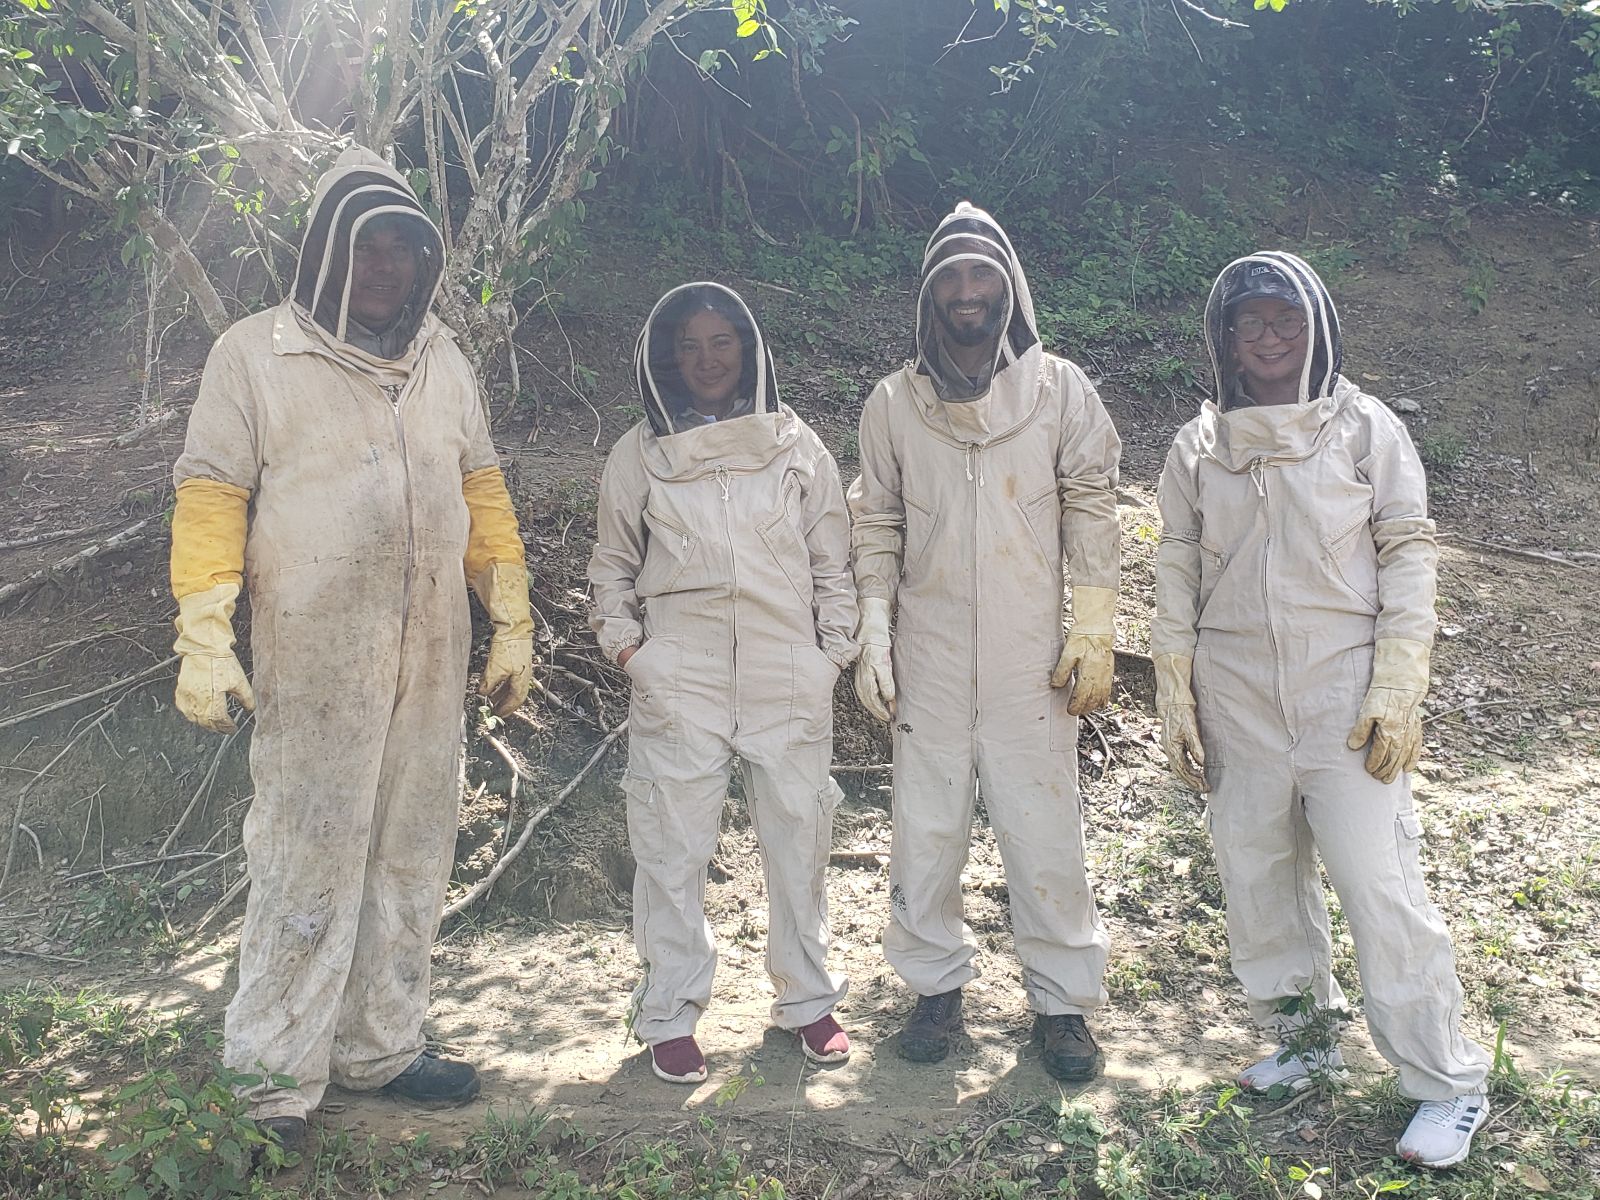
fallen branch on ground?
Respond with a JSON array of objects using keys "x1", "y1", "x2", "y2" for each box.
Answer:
[
  {"x1": 60, "y1": 849, "x2": 225, "y2": 885},
  {"x1": 0, "y1": 516, "x2": 161, "y2": 607},
  {"x1": 1438, "y1": 532, "x2": 1599, "y2": 569},
  {"x1": 111, "y1": 407, "x2": 185, "y2": 449},
  {"x1": 0, "y1": 655, "x2": 178, "y2": 731},
  {"x1": 442, "y1": 719, "x2": 629, "y2": 919},
  {"x1": 0, "y1": 524, "x2": 110, "y2": 553}
]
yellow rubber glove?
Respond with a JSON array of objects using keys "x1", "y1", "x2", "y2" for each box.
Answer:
[
  {"x1": 473, "y1": 561, "x2": 535, "y2": 716},
  {"x1": 853, "y1": 596, "x2": 896, "y2": 723},
  {"x1": 1346, "y1": 638, "x2": 1429, "y2": 784},
  {"x1": 462, "y1": 466, "x2": 525, "y2": 582},
  {"x1": 1050, "y1": 585, "x2": 1116, "y2": 716},
  {"x1": 1154, "y1": 653, "x2": 1208, "y2": 793},
  {"x1": 170, "y1": 477, "x2": 249, "y2": 597},
  {"x1": 173, "y1": 582, "x2": 255, "y2": 733}
]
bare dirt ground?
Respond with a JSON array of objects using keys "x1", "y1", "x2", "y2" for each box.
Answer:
[{"x1": 1, "y1": 196, "x2": 1598, "y2": 1195}]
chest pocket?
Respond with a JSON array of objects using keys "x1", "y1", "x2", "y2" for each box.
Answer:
[
  {"x1": 1319, "y1": 499, "x2": 1380, "y2": 614},
  {"x1": 902, "y1": 489, "x2": 940, "y2": 574},
  {"x1": 636, "y1": 506, "x2": 700, "y2": 598},
  {"x1": 1019, "y1": 484, "x2": 1060, "y2": 570},
  {"x1": 758, "y1": 472, "x2": 813, "y2": 608}
]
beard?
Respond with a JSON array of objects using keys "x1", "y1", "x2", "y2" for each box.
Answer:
[{"x1": 935, "y1": 298, "x2": 1003, "y2": 348}]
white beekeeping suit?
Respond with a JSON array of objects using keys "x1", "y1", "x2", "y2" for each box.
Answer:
[
  {"x1": 171, "y1": 148, "x2": 533, "y2": 1128},
  {"x1": 848, "y1": 204, "x2": 1122, "y2": 1078},
  {"x1": 1152, "y1": 250, "x2": 1490, "y2": 1166},
  {"x1": 589, "y1": 282, "x2": 858, "y2": 1081}
]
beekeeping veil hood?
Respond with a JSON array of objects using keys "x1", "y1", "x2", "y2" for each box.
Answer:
[
  {"x1": 634, "y1": 282, "x2": 778, "y2": 437},
  {"x1": 915, "y1": 202, "x2": 1039, "y2": 401},
  {"x1": 1204, "y1": 251, "x2": 1342, "y2": 410},
  {"x1": 291, "y1": 146, "x2": 445, "y2": 354}
]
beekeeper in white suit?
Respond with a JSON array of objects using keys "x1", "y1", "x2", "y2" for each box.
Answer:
[
  {"x1": 589, "y1": 282, "x2": 858, "y2": 1085},
  {"x1": 170, "y1": 147, "x2": 535, "y2": 1151},
  {"x1": 1152, "y1": 251, "x2": 1491, "y2": 1168},
  {"x1": 849, "y1": 203, "x2": 1122, "y2": 1081}
]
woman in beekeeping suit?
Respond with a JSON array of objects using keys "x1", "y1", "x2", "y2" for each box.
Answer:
[
  {"x1": 588, "y1": 282, "x2": 858, "y2": 1084},
  {"x1": 1152, "y1": 251, "x2": 1491, "y2": 1169}
]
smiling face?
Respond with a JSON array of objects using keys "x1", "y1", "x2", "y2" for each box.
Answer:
[
  {"x1": 347, "y1": 220, "x2": 421, "y2": 332},
  {"x1": 930, "y1": 258, "x2": 1007, "y2": 350},
  {"x1": 1229, "y1": 297, "x2": 1309, "y2": 405},
  {"x1": 675, "y1": 309, "x2": 744, "y2": 415}
]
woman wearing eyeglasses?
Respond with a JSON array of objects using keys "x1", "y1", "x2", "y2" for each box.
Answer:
[{"x1": 1150, "y1": 253, "x2": 1491, "y2": 1168}]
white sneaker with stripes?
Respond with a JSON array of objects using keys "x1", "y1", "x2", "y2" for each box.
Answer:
[
  {"x1": 1237, "y1": 1045, "x2": 1347, "y2": 1093},
  {"x1": 1396, "y1": 1092, "x2": 1490, "y2": 1168}
]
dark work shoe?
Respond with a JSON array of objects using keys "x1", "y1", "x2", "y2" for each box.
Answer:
[
  {"x1": 251, "y1": 1115, "x2": 306, "y2": 1170},
  {"x1": 1033, "y1": 1013, "x2": 1103, "y2": 1082},
  {"x1": 380, "y1": 1050, "x2": 482, "y2": 1106},
  {"x1": 897, "y1": 989, "x2": 964, "y2": 1064}
]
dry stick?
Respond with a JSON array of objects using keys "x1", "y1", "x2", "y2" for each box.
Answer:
[
  {"x1": 157, "y1": 846, "x2": 240, "y2": 893},
  {"x1": 0, "y1": 656, "x2": 178, "y2": 732},
  {"x1": 483, "y1": 732, "x2": 522, "y2": 865},
  {"x1": 1424, "y1": 695, "x2": 1558, "y2": 725},
  {"x1": 111, "y1": 406, "x2": 184, "y2": 449},
  {"x1": 192, "y1": 873, "x2": 249, "y2": 935},
  {"x1": 1, "y1": 681, "x2": 160, "y2": 894},
  {"x1": 16, "y1": 823, "x2": 43, "y2": 871},
  {"x1": 1438, "y1": 532, "x2": 1599, "y2": 570},
  {"x1": 442, "y1": 719, "x2": 629, "y2": 919},
  {"x1": 828, "y1": 763, "x2": 892, "y2": 774},
  {"x1": 157, "y1": 717, "x2": 249, "y2": 856},
  {"x1": 0, "y1": 524, "x2": 105, "y2": 553},
  {"x1": 0, "y1": 516, "x2": 160, "y2": 607},
  {"x1": 60, "y1": 850, "x2": 221, "y2": 885},
  {"x1": 0, "y1": 627, "x2": 145, "y2": 676}
]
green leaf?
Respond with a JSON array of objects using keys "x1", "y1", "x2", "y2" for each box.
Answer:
[
  {"x1": 736, "y1": 18, "x2": 760, "y2": 37},
  {"x1": 151, "y1": 1155, "x2": 182, "y2": 1190}
]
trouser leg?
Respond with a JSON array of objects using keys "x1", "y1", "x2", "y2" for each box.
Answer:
[
  {"x1": 328, "y1": 672, "x2": 467, "y2": 1090},
  {"x1": 1302, "y1": 751, "x2": 1490, "y2": 1100},
  {"x1": 625, "y1": 723, "x2": 732, "y2": 1045},
  {"x1": 1206, "y1": 753, "x2": 1349, "y2": 1035},
  {"x1": 225, "y1": 714, "x2": 383, "y2": 1119},
  {"x1": 883, "y1": 713, "x2": 979, "y2": 996},
  {"x1": 740, "y1": 737, "x2": 849, "y2": 1030},
  {"x1": 976, "y1": 717, "x2": 1108, "y2": 1015}
]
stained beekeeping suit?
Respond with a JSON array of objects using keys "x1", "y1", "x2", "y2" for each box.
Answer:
[
  {"x1": 169, "y1": 146, "x2": 534, "y2": 1145},
  {"x1": 1151, "y1": 250, "x2": 1490, "y2": 1168},
  {"x1": 588, "y1": 282, "x2": 859, "y2": 1084},
  {"x1": 848, "y1": 203, "x2": 1122, "y2": 1081}
]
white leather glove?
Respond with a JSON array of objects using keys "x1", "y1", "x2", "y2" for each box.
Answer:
[
  {"x1": 1050, "y1": 585, "x2": 1116, "y2": 716},
  {"x1": 853, "y1": 596, "x2": 896, "y2": 723},
  {"x1": 1346, "y1": 638, "x2": 1429, "y2": 784},
  {"x1": 1154, "y1": 652, "x2": 1208, "y2": 793}
]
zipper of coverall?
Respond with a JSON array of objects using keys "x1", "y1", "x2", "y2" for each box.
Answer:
[
  {"x1": 716, "y1": 465, "x2": 740, "y2": 736},
  {"x1": 966, "y1": 443, "x2": 985, "y2": 736},
  {"x1": 382, "y1": 378, "x2": 420, "y2": 639},
  {"x1": 1252, "y1": 456, "x2": 1290, "y2": 736}
]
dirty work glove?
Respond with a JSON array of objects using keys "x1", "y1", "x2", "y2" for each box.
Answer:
[
  {"x1": 473, "y1": 561, "x2": 536, "y2": 717},
  {"x1": 1154, "y1": 653, "x2": 1208, "y2": 794},
  {"x1": 1346, "y1": 638, "x2": 1429, "y2": 784},
  {"x1": 1050, "y1": 585, "x2": 1116, "y2": 716},
  {"x1": 173, "y1": 582, "x2": 256, "y2": 734},
  {"x1": 853, "y1": 596, "x2": 896, "y2": 723}
]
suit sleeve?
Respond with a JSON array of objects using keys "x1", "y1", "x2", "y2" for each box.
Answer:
[
  {"x1": 1056, "y1": 363, "x2": 1122, "y2": 593},
  {"x1": 846, "y1": 380, "x2": 906, "y2": 608},
  {"x1": 801, "y1": 438, "x2": 860, "y2": 667},
  {"x1": 587, "y1": 433, "x2": 650, "y2": 662},
  {"x1": 1151, "y1": 437, "x2": 1204, "y2": 659},
  {"x1": 1363, "y1": 407, "x2": 1438, "y2": 646}
]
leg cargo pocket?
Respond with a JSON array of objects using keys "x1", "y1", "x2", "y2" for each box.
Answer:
[
  {"x1": 623, "y1": 772, "x2": 666, "y2": 866},
  {"x1": 1395, "y1": 812, "x2": 1428, "y2": 907}
]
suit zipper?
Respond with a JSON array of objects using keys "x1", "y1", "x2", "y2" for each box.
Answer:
[
  {"x1": 385, "y1": 381, "x2": 417, "y2": 642},
  {"x1": 716, "y1": 465, "x2": 739, "y2": 734},
  {"x1": 968, "y1": 444, "x2": 983, "y2": 735},
  {"x1": 1253, "y1": 458, "x2": 1289, "y2": 734}
]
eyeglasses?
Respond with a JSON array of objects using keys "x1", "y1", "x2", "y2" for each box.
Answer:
[{"x1": 1230, "y1": 313, "x2": 1307, "y2": 343}]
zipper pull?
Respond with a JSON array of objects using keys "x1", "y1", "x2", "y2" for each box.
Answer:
[
  {"x1": 383, "y1": 384, "x2": 401, "y2": 412},
  {"x1": 716, "y1": 466, "x2": 730, "y2": 501},
  {"x1": 1249, "y1": 458, "x2": 1267, "y2": 497},
  {"x1": 681, "y1": 533, "x2": 689, "y2": 551},
  {"x1": 964, "y1": 446, "x2": 974, "y2": 482}
]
